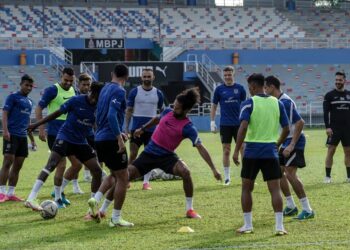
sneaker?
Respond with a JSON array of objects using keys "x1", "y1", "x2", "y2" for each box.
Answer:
[
  {"x1": 275, "y1": 230, "x2": 288, "y2": 236},
  {"x1": 236, "y1": 226, "x2": 253, "y2": 234},
  {"x1": 294, "y1": 210, "x2": 315, "y2": 220},
  {"x1": 24, "y1": 199, "x2": 42, "y2": 211},
  {"x1": 186, "y1": 209, "x2": 202, "y2": 219},
  {"x1": 88, "y1": 198, "x2": 100, "y2": 223},
  {"x1": 73, "y1": 186, "x2": 84, "y2": 194},
  {"x1": 109, "y1": 218, "x2": 134, "y2": 227},
  {"x1": 224, "y1": 179, "x2": 231, "y2": 186},
  {"x1": 127, "y1": 182, "x2": 131, "y2": 189},
  {"x1": 142, "y1": 183, "x2": 152, "y2": 190},
  {"x1": 61, "y1": 193, "x2": 71, "y2": 206},
  {"x1": 324, "y1": 177, "x2": 332, "y2": 184},
  {"x1": 0, "y1": 193, "x2": 8, "y2": 203},
  {"x1": 7, "y1": 194, "x2": 24, "y2": 202},
  {"x1": 283, "y1": 206, "x2": 298, "y2": 216},
  {"x1": 55, "y1": 199, "x2": 66, "y2": 209},
  {"x1": 51, "y1": 191, "x2": 71, "y2": 205},
  {"x1": 346, "y1": 178, "x2": 350, "y2": 183}
]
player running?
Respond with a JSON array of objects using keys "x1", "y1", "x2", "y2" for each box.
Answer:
[
  {"x1": 125, "y1": 68, "x2": 164, "y2": 190},
  {"x1": 24, "y1": 82, "x2": 104, "y2": 210},
  {"x1": 265, "y1": 76, "x2": 314, "y2": 220},
  {"x1": 233, "y1": 74, "x2": 290, "y2": 235},
  {"x1": 210, "y1": 66, "x2": 246, "y2": 185},
  {"x1": 0, "y1": 75, "x2": 34, "y2": 202}
]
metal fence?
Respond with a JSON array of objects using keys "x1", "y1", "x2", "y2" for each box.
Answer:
[{"x1": 168, "y1": 101, "x2": 325, "y2": 127}]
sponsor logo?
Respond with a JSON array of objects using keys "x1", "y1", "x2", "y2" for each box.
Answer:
[
  {"x1": 77, "y1": 119, "x2": 93, "y2": 127},
  {"x1": 63, "y1": 97, "x2": 71, "y2": 100},
  {"x1": 155, "y1": 66, "x2": 167, "y2": 77}
]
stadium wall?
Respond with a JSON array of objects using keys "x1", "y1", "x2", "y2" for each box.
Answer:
[{"x1": 177, "y1": 49, "x2": 350, "y2": 65}]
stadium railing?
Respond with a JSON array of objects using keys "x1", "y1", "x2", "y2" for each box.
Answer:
[{"x1": 161, "y1": 38, "x2": 350, "y2": 50}]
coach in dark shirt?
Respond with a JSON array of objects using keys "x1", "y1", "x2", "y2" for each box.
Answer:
[{"x1": 323, "y1": 71, "x2": 350, "y2": 183}]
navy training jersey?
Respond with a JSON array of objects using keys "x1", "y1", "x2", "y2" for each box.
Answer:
[
  {"x1": 239, "y1": 94, "x2": 289, "y2": 159},
  {"x1": 212, "y1": 83, "x2": 246, "y2": 126},
  {"x1": 279, "y1": 93, "x2": 306, "y2": 150},
  {"x1": 95, "y1": 82, "x2": 126, "y2": 141},
  {"x1": 56, "y1": 95, "x2": 96, "y2": 145},
  {"x1": 3, "y1": 91, "x2": 33, "y2": 137}
]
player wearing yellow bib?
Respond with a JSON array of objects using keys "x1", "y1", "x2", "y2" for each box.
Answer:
[
  {"x1": 28, "y1": 68, "x2": 75, "y2": 209},
  {"x1": 233, "y1": 74, "x2": 290, "y2": 236}
]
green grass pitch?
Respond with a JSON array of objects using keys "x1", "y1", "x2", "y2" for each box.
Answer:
[{"x1": 1, "y1": 129, "x2": 350, "y2": 249}]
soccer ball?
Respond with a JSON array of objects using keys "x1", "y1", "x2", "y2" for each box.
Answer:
[{"x1": 40, "y1": 200, "x2": 58, "y2": 219}]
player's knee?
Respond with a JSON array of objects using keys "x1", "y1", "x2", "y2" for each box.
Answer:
[
  {"x1": 2, "y1": 158, "x2": 14, "y2": 169},
  {"x1": 90, "y1": 166, "x2": 102, "y2": 178},
  {"x1": 180, "y1": 168, "x2": 191, "y2": 180},
  {"x1": 223, "y1": 147, "x2": 231, "y2": 156}
]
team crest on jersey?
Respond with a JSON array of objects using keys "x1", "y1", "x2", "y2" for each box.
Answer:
[
  {"x1": 58, "y1": 140, "x2": 64, "y2": 145},
  {"x1": 234, "y1": 89, "x2": 238, "y2": 94},
  {"x1": 6, "y1": 143, "x2": 11, "y2": 149}
]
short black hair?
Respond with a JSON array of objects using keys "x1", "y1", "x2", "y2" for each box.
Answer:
[
  {"x1": 176, "y1": 87, "x2": 200, "y2": 111},
  {"x1": 335, "y1": 71, "x2": 346, "y2": 79},
  {"x1": 265, "y1": 75, "x2": 281, "y2": 89},
  {"x1": 113, "y1": 64, "x2": 129, "y2": 78},
  {"x1": 21, "y1": 74, "x2": 34, "y2": 84},
  {"x1": 90, "y1": 81, "x2": 104, "y2": 96},
  {"x1": 62, "y1": 67, "x2": 74, "y2": 76},
  {"x1": 247, "y1": 73, "x2": 265, "y2": 87}
]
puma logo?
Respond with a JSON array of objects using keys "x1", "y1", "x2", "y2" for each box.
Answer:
[{"x1": 156, "y1": 66, "x2": 167, "y2": 77}]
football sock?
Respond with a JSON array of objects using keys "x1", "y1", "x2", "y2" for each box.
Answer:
[
  {"x1": 72, "y1": 179, "x2": 79, "y2": 189},
  {"x1": 28, "y1": 180, "x2": 44, "y2": 200},
  {"x1": 143, "y1": 172, "x2": 152, "y2": 184},
  {"x1": 325, "y1": 167, "x2": 331, "y2": 178},
  {"x1": 224, "y1": 166, "x2": 230, "y2": 181},
  {"x1": 186, "y1": 197, "x2": 193, "y2": 211},
  {"x1": 112, "y1": 209, "x2": 121, "y2": 221},
  {"x1": 94, "y1": 191, "x2": 103, "y2": 202},
  {"x1": 285, "y1": 195, "x2": 296, "y2": 209},
  {"x1": 100, "y1": 199, "x2": 112, "y2": 213},
  {"x1": 275, "y1": 212, "x2": 284, "y2": 231},
  {"x1": 54, "y1": 185, "x2": 62, "y2": 201},
  {"x1": 7, "y1": 186, "x2": 15, "y2": 196},
  {"x1": 243, "y1": 212, "x2": 253, "y2": 229},
  {"x1": 0, "y1": 185, "x2": 6, "y2": 194},
  {"x1": 61, "y1": 178, "x2": 70, "y2": 192},
  {"x1": 300, "y1": 197, "x2": 312, "y2": 213}
]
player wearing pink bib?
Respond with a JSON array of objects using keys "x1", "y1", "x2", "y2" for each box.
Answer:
[{"x1": 128, "y1": 88, "x2": 222, "y2": 219}]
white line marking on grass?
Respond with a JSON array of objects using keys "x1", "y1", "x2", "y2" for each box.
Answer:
[{"x1": 178, "y1": 240, "x2": 350, "y2": 249}]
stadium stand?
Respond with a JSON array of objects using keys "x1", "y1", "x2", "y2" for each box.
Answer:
[
  {"x1": 0, "y1": 5, "x2": 304, "y2": 39},
  {"x1": 0, "y1": 66, "x2": 57, "y2": 106}
]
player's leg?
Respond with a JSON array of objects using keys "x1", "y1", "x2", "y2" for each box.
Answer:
[
  {"x1": 7, "y1": 157, "x2": 26, "y2": 201},
  {"x1": 0, "y1": 137, "x2": 16, "y2": 202},
  {"x1": 61, "y1": 156, "x2": 84, "y2": 194},
  {"x1": 141, "y1": 132, "x2": 154, "y2": 190},
  {"x1": 342, "y1": 145, "x2": 350, "y2": 182},
  {"x1": 6, "y1": 136, "x2": 28, "y2": 201},
  {"x1": 262, "y1": 159, "x2": 286, "y2": 235},
  {"x1": 278, "y1": 149, "x2": 298, "y2": 216},
  {"x1": 220, "y1": 126, "x2": 232, "y2": 185},
  {"x1": 325, "y1": 130, "x2": 340, "y2": 183},
  {"x1": 171, "y1": 160, "x2": 201, "y2": 219},
  {"x1": 109, "y1": 168, "x2": 133, "y2": 227},
  {"x1": 284, "y1": 166, "x2": 314, "y2": 220},
  {"x1": 25, "y1": 151, "x2": 64, "y2": 210}
]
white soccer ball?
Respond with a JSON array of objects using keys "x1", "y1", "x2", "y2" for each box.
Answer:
[{"x1": 40, "y1": 200, "x2": 58, "y2": 220}]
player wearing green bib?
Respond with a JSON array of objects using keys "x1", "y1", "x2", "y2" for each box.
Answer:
[{"x1": 233, "y1": 74, "x2": 290, "y2": 236}]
